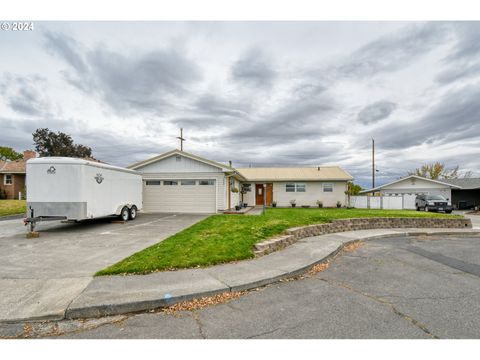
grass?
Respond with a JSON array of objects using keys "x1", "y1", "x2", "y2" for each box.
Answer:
[
  {"x1": 0, "y1": 200, "x2": 26, "y2": 217},
  {"x1": 96, "y1": 208, "x2": 459, "y2": 276}
]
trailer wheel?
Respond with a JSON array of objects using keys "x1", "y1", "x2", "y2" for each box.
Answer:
[
  {"x1": 120, "y1": 206, "x2": 129, "y2": 221},
  {"x1": 129, "y1": 205, "x2": 138, "y2": 220}
]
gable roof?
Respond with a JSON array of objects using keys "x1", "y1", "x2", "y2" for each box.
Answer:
[
  {"x1": 0, "y1": 159, "x2": 27, "y2": 174},
  {"x1": 441, "y1": 178, "x2": 480, "y2": 190},
  {"x1": 360, "y1": 175, "x2": 462, "y2": 194},
  {"x1": 237, "y1": 166, "x2": 353, "y2": 181},
  {"x1": 128, "y1": 149, "x2": 235, "y2": 172}
]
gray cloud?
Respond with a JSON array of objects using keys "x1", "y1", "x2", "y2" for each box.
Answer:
[
  {"x1": 231, "y1": 47, "x2": 276, "y2": 87},
  {"x1": 43, "y1": 31, "x2": 202, "y2": 115},
  {"x1": 357, "y1": 101, "x2": 397, "y2": 124},
  {"x1": 194, "y1": 94, "x2": 251, "y2": 117},
  {"x1": 367, "y1": 85, "x2": 480, "y2": 150},
  {"x1": 0, "y1": 74, "x2": 51, "y2": 116},
  {"x1": 321, "y1": 22, "x2": 450, "y2": 80},
  {"x1": 436, "y1": 22, "x2": 480, "y2": 84}
]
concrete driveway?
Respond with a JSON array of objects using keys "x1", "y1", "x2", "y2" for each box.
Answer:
[{"x1": 0, "y1": 213, "x2": 207, "y2": 322}]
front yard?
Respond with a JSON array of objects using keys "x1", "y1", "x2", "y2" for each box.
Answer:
[
  {"x1": 0, "y1": 200, "x2": 26, "y2": 217},
  {"x1": 96, "y1": 208, "x2": 459, "y2": 276}
]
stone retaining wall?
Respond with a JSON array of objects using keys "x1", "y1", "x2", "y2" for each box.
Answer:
[{"x1": 253, "y1": 217, "x2": 471, "y2": 256}]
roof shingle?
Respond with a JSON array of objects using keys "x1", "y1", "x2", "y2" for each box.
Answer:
[{"x1": 441, "y1": 178, "x2": 480, "y2": 190}]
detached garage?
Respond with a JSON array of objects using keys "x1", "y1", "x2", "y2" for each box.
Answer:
[{"x1": 128, "y1": 149, "x2": 245, "y2": 214}]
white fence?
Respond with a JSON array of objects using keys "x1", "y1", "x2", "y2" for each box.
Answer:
[{"x1": 349, "y1": 194, "x2": 417, "y2": 210}]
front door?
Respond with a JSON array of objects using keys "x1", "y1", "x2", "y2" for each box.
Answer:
[
  {"x1": 255, "y1": 183, "x2": 273, "y2": 206},
  {"x1": 255, "y1": 184, "x2": 264, "y2": 205}
]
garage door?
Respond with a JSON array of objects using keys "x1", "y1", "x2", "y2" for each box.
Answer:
[{"x1": 143, "y1": 179, "x2": 216, "y2": 213}]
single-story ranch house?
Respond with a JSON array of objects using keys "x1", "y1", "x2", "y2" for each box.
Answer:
[
  {"x1": 360, "y1": 174, "x2": 480, "y2": 210},
  {"x1": 128, "y1": 149, "x2": 354, "y2": 213}
]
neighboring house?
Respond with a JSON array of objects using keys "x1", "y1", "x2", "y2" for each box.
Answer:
[
  {"x1": 0, "y1": 150, "x2": 37, "y2": 200},
  {"x1": 441, "y1": 178, "x2": 480, "y2": 209},
  {"x1": 359, "y1": 175, "x2": 461, "y2": 205},
  {"x1": 128, "y1": 149, "x2": 353, "y2": 214}
]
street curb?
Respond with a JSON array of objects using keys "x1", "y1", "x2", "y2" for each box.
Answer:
[{"x1": 63, "y1": 229, "x2": 480, "y2": 320}]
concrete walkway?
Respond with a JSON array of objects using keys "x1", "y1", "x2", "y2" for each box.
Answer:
[{"x1": 64, "y1": 226, "x2": 480, "y2": 320}]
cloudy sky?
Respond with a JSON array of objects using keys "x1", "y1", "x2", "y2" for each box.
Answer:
[{"x1": 1, "y1": 21, "x2": 479, "y2": 187}]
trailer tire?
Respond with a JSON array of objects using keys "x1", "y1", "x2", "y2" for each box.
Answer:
[
  {"x1": 129, "y1": 205, "x2": 138, "y2": 220},
  {"x1": 120, "y1": 206, "x2": 129, "y2": 221}
]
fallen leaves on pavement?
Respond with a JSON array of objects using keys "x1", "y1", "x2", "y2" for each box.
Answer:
[
  {"x1": 162, "y1": 291, "x2": 248, "y2": 314},
  {"x1": 343, "y1": 241, "x2": 363, "y2": 253}
]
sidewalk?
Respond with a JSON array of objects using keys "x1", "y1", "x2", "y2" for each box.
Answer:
[{"x1": 64, "y1": 226, "x2": 480, "y2": 320}]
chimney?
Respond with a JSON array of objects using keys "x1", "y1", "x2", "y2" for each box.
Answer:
[
  {"x1": 23, "y1": 150, "x2": 37, "y2": 160},
  {"x1": 229, "y1": 160, "x2": 232, "y2": 168}
]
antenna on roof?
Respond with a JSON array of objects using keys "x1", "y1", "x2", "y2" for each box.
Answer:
[{"x1": 176, "y1": 128, "x2": 186, "y2": 151}]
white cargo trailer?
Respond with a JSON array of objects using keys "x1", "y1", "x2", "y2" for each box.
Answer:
[{"x1": 25, "y1": 157, "x2": 142, "y2": 231}]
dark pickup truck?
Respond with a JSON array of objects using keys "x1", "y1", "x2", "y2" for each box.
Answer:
[{"x1": 415, "y1": 195, "x2": 453, "y2": 213}]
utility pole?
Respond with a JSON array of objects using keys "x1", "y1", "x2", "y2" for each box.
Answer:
[
  {"x1": 177, "y1": 128, "x2": 186, "y2": 151},
  {"x1": 372, "y1": 138, "x2": 375, "y2": 188}
]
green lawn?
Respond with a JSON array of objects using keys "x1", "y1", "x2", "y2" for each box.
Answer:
[
  {"x1": 96, "y1": 208, "x2": 459, "y2": 276},
  {"x1": 0, "y1": 200, "x2": 26, "y2": 217}
]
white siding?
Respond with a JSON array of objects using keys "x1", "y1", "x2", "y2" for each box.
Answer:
[
  {"x1": 273, "y1": 181, "x2": 347, "y2": 207},
  {"x1": 241, "y1": 181, "x2": 347, "y2": 207},
  {"x1": 136, "y1": 154, "x2": 221, "y2": 173}
]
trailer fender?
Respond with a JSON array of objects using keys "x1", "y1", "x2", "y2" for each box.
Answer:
[{"x1": 115, "y1": 204, "x2": 135, "y2": 215}]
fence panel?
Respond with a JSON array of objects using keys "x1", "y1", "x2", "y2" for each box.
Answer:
[
  {"x1": 369, "y1": 197, "x2": 382, "y2": 209},
  {"x1": 350, "y1": 196, "x2": 368, "y2": 208},
  {"x1": 382, "y1": 196, "x2": 403, "y2": 210},
  {"x1": 403, "y1": 194, "x2": 417, "y2": 210},
  {"x1": 350, "y1": 195, "x2": 416, "y2": 210}
]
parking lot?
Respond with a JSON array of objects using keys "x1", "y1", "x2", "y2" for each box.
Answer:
[{"x1": 0, "y1": 213, "x2": 207, "y2": 322}]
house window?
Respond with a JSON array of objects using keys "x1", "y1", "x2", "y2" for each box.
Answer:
[
  {"x1": 199, "y1": 179, "x2": 215, "y2": 186},
  {"x1": 163, "y1": 180, "x2": 178, "y2": 185},
  {"x1": 145, "y1": 180, "x2": 161, "y2": 185},
  {"x1": 286, "y1": 183, "x2": 306, "y2": 192},
  {"x1": 323, "y1": 183, "x2": 333, "y2": 192},
  {"x1": 181, "y1": 180, "x2": 196, "y2": 185},
  {"x1": 296, "y1": 183, "x2": 306, "y2": 192},
  {"x1": 4, "y1": 174, "x2": 12, "y2": 185}
]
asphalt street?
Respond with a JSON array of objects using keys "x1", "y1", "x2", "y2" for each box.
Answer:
[{"x1": 3, "y1": 233, "x2": 478, "y2": 339}]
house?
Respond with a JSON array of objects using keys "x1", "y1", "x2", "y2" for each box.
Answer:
[
  {"x1": 128, "y1": 149, "x2": 353, "y2": 213},
  {"x1": 237, "y1": 167, "x2": 353, "y2": 208},
  {"x1": 441, "y1": 178, "x2": 480, "y2": 210},
  {"x1": 0, "y1": 150, "x2": 37, "y2": 200},
  {"x1": 359, "y1": 175, "x2": 462, "y2": 205}
]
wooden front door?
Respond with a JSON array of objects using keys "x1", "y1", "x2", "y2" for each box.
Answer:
[
  {"x1": 255, "y1": 183, "x2": 273, "y2": 206},
  {"x1": 255, "y1": 184, "x2": 264, "y2": 205}
]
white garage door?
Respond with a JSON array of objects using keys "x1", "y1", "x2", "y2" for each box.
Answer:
[{"x1": 143, "y1": 179, "x2": 216, "y2": 213}]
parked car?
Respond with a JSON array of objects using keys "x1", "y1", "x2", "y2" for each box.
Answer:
[{"x1": 415, "y1": 194, "x2": 453, "y2": 213}]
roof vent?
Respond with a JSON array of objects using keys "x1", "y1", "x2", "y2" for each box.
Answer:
[
  {"x1": 317, "y1": 166, "x2": 321, "y2": 171},
  {"x1": 175, "y1": 155, "x2": 181, "y2": 162}
]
